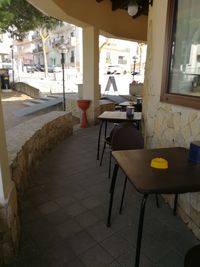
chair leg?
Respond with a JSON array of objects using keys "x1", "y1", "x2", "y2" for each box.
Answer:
[
  {"x1": 107, "y1": 164, "x2": 119, "y2": 227},
  {"x1": 155, "y1": 194, "x2": 160, "y2": 208},
  {"x1": 100, "y1": 141, "x2": 106, "y2": 166},
  {"x1": 108, "y1": 150, "x2": 112, "y2": 178},
  {"x1": 173, "y1": 194, "x2": 178, "y2": 216},
  {"x1": 119, "y1": 176, "x2": 128, "y2": 214}
]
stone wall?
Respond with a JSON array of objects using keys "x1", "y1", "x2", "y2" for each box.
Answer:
[
  {"x1": 0, "y1": 111, "x2": 73, "y2": 265},
  {"x1": 99, "y1": 100, "x2": 115, "y2": 114},
  {"x1": 144, "y1": 0, "x2": 200, "y2": 238},
  {"x1": 6, "y1": 111, "x2": 73, "y2": 195},
  {"x1": 67, "y1": 98, "x2": 116, "y2": 126},
  {"x1": 14, "y1": 81, "x2": 115, "y2": 126},
  {"x1": 15, "y1": 82, "x2": 41, "y2": 98},
  {"x1": 66, "y1": 97, "x2": 80, "y2": 119}
]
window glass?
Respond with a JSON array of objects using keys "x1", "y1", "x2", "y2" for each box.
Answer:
[{"x1": 168, "y1": 0, "x2": 200, "y2": 98}]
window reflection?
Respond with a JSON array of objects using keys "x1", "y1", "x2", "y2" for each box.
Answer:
[{"x1": 168, "y1": 0, "x2": 200, "y2": 97}]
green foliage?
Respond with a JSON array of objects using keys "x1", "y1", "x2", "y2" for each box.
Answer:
[{"x1": 0, "y1": 0, "x2": 60, "y2": 40}]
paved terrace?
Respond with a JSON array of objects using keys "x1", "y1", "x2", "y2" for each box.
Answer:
[
  {"x1": 5, "y1": 123, "x2": 198, "y2": 267},
  {"x1": 1, "y1": 90, "x2": 199, "y2": 266}
]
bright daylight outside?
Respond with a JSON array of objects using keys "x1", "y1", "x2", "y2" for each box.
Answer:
[
  {"x1": 0, "y1": 0, "x2": 147, "y2": 133},
  {"x1": 1, "y1": 30, "x2": 146, "y2": 95},
  {"x1": 0, "y1": 21, "x2": 147, "y2": 121}
]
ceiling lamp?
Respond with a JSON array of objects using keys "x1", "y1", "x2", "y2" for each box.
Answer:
[
  {"x1": 127, "y1": 0, "x2": 153, "y2": 18},
  {"x1": 127, "y1": 1, "x2": 138, "y2": 16}
]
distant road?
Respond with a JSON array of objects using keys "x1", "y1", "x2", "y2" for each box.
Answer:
[
  {"x1": 1, "y1": 90, "x2": 36, "y2": 130},
  {"x1": 14, "y1": 71, "x2": 144, "y2": 96}
]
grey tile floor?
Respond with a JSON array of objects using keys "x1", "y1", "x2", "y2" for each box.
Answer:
[{"x1": 7, "y1": 125, "x2": 199, "y2": 267}]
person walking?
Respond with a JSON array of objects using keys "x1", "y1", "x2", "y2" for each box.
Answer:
[{"x1": 2, "y1": 71, "x2": 10, "y2": 89}]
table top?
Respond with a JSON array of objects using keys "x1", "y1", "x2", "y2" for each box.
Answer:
[
  {"x1": 98, "y1": 111, "x2": 142, "y2": 122},
  {"x1": 112, "y1": 147, "x2": 200, "y2": 194},
  {"x1": 119, "y1": 101, "x2": 136, "y2": 106}
]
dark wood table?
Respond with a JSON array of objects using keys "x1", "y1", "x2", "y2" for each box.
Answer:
[
  {"x1": 96, "y1": 111, "x2": 142, "y2": 160},
  {"x1": 118, "y1": 101, "x2": 136, "y2": 107},
  {"x1": 107, "y1": 147, "x2": 200, "y2": 267},
  {"x1": 118, "y1": 101, "x2": 142, "y2": 112}
]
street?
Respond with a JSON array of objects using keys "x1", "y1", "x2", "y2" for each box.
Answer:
[{"x1": 13, "y1": 70, "x2": 144, "y2": 96}]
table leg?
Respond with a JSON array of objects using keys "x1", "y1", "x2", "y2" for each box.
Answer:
[
  {"x1": 155, "y1": 194, "x2": 160, "y2": 208},
  {"x1": 107, "y1": 163, "x2": 119, "y2": 227},
  {"x1": 136, "y1": 121, "x2": 140, "y2": 130},
  {"x1": 173, "y1": 194, "x2": 178, "y2": 216},
  {"x1": 97, "y1": 121, "x2": 104, "y2": 160},
  {"x1": 135, "y1": 194, "x2": 148, "y2": 267},
  {"x1": 119, "y1": 176, "x2": 128, "y2": 214}
]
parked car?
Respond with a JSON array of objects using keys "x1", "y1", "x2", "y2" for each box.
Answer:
[
  {"x1": 24, "y1": 64, "x2": 35, "y2": 73},
  {"x1": 34, "y1": 64, "x2": 44, "y2": 72},
  {"x1": 47, "y1": 65, "x2": 55, "y2": 73},
  {"x1": 48, "y1": 65, "x2": 62, "y2": 73},
  {"x1": 53, "y1": 66, "x2": 62, "y2": 73},
  {"x1": 106, "y1": 65, "x2": 126, "y2": 75},
  {"x1": 34, "y1": 64, "x2": 62, "y2": 73}
]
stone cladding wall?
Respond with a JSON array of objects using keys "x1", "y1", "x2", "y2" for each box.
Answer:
[
  {"x1": 144, "y1": 1, "x2": 200, "y2": 239},
  {"x1": 6, "y1": 111, "x2": 73, "y2": 194},
  {"x1": 15, "y1": 82, "x2": 41, "y2": 98}
]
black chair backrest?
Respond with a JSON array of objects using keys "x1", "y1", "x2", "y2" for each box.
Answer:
[{"x1": 111, "y1": 123, "x2": 144, "y2": 151}]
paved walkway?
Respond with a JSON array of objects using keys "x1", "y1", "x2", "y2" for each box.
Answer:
[
  {"x1": 1, "y1": 90, "x2": 78, "y2": 130},
  {"x1": 1, "y1": 90, "x2": 36, "y2": 130},
  {"x1": 6, "y1": 124, "x2": 198, "y2": 267}
]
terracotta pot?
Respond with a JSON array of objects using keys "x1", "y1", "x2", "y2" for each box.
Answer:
[{"x1": 77, "y1": 100, "x2": 91, "y2": 128}]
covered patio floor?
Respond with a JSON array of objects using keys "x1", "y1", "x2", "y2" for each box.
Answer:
[{"x1": 7, "y1": 125, "x2": 198, "y2": 267}]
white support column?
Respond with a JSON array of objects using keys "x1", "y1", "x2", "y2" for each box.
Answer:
[
  {"x1": 82, "y1": 26, "x2": 100, "y2": 124},
  {"x1": 0, "y1": 94, "x2": 19, "y2": 263},
  {"x1": 0, "y1": 94, "x2": 12, "y2": 202}
]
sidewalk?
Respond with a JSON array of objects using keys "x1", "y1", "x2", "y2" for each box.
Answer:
[{"x1": 1, "y1": 90, "x2": 36, "y2": 130}]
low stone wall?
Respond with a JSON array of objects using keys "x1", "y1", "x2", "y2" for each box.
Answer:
[
  {"x1": 0, "y1": 111, "x2": 73, "y2": 265},
  {"x1": 6, "y1": 111, "x2": 73, "y2": 194},
  {"x1": 15, "y1": 82, "x2": 41, "y2": 98},
  {"x1": 66, "y1": 98, "x2": 115, "y2": 126},
  {"x1": 99, "y1": 99, "x2": 115, "y2": 114}
]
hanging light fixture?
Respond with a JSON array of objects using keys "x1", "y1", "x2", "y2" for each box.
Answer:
[
  {"x1": 127, "y1": 0, "x2": 153, "y2": 18},
  {"x1": 127, "y1": 0, "x2": 138, "y2": 17},
  {"x1": 97, "y1": 0, "x2": 153, "y2": 18}
]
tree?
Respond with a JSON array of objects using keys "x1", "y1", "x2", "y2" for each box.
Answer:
[
  {"x1": 0, "y1": 0, "x2": 62, "y2": 77},
  {"x1": 33, "y1": 17, "x2": 62, "y2": 78}
]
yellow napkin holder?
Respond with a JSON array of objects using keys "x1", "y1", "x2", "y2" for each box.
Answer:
[{"x1": 150, "y1": 158, "x2": 168, "y2": 169}]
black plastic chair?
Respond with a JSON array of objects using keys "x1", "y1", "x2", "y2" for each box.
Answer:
[
  {"x1": 184, "y1": 244, "x2": 200, "y2": 267},
  {"x1": 100, "y1": 121, "x2": 140, "y2": 177},
  {"x1": 99, "y1": 123, "x2": 118, "y2": 175},
  {"x1": 109, "y1": 123, "x2": 147, "y2": 213}
]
